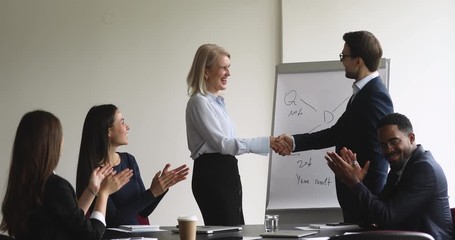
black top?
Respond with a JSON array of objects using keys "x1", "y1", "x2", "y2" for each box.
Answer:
[{"x1": 18, "y1": 174, "x2": 105, "y2": 240}]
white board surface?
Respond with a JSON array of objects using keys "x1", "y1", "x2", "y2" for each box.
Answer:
[{"x1": 267, "y1": 60, "x2": 389, "y2": 209}]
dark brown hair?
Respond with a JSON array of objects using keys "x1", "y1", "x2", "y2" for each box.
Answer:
[
  {"x1": 343, "y1": 31, "x2": 383, "y2": 72},
  {"x1": 76, "y1": 104, "x2": 118, "y2": 199},
  {"x1": 1, "y1": 110, "x2": 62, "y2": 237}
]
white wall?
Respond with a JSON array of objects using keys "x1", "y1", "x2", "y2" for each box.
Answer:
[
  {"x1": 1, "y1": 0, "x2": 453, "y2": 229},
  {"x1": 282, "y1": 0, "x2": 455, "y2": 207},
  {"x1": 0, "y1": 0, "x2": 280, "y2": 226}
]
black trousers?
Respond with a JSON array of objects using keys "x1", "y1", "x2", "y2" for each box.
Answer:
[{"x1": 192, "y1": 153, "x2": 244, "y2": 226}]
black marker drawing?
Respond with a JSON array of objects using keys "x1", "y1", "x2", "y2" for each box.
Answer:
[{"x1": 284, "y1": 89, "x2": 350, "y2": 133}]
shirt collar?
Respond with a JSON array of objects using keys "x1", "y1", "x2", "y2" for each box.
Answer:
[
  {"x1": 353, "y1": 71, "x2": 379, "y2": 94},
  {"x1": 394, "y1": 146, "x2": 418, "y2": 183},
  {"x1": 205, "y1": 92, "x2": 225, "y2": 104},
  {"x1": 396, "y1": 155, "x2": 411, "y2": 177},
  {"x1": 397, "y1": 145, "x2": 423, "y2": 175}
]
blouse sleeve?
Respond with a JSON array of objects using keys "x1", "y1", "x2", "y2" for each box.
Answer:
[{"x1": 187, "y1": 95, "x2": 269, "y2": 156}]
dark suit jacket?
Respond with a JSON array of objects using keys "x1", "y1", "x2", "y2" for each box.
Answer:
[
  {"x1": 293, "y1": 76, "x2": 393, "y2": 223},
  {"x1": 354, "y1": 145, "x2": 453, "y2": 240},
  {"x1": 18, "y1": 174, "x2": 105, "y2": 240}
]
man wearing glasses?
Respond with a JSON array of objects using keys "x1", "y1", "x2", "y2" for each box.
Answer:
[
  {"x1": 275, "y1": 31, "x2": 394, "y2": 225},
  {"x1": 325, "y1": 113, "x2": 453, "y2": 240}
]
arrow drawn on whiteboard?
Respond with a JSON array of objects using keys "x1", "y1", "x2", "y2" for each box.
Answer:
[
  {"x1": 308, "y1": 124, "x2": 322, "y2": 133},
  {"x1": 284, "y1": 91, "x2": 352, "y2": 133},
  {"x1": 333, "y1": 96, "x2": 350, "y2": 113},
  {"x1": 299, "y1": 99, "x2": 317, "y2": 112},
  {"x1": 306, "y1": 96, "x2": 351, "y2": 133}
]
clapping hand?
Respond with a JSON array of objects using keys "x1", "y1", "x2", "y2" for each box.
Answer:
[
  {"x1": 150, "y1": 164, "x2": 190, "y2": 197},
  {"x1": 79, "y1": 164, "x2": 117, "y2": 213},
  {"x1": 99, "y1": 168, "x2": 134, "y2": 196},
  {"x1": 325, "y1": 147, "x2": 370, "y2": 187},
  {"x1": 88, "y1": 164, "x2": 114, "y2": 194}
]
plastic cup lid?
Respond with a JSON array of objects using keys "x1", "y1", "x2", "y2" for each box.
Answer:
[{"x1": 178, "y1": 215, "x2": 198, "y2": 221}]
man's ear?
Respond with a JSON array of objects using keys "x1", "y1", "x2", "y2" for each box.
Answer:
[
  {"x1": 356, "y1": 56, "x2": 364, "y2": 67},
  {"x1": 408, "y1": 132, "x2": 416, "y2": 144}
]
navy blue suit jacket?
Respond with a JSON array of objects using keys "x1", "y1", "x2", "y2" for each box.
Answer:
[
  {"x1": 106, "y1": 152, "x2": 165, "y2": 227},
  {"x1": 354, "y1": 145, "x2": 453, "y2": 240},
  {"x1": 293, "y1": 76, "x2": 393, "y2": 223}
]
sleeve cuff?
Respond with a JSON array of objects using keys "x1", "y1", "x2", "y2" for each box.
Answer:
[
  {"x1": 248, "y1": 137, "x2": 270, "y2": 155},
  {"x1": 90, "y1": 211, "x2": 106, "y2": 226},
  {"x1": 291, "y1": 136, "x2": 296, "y2": 151}
]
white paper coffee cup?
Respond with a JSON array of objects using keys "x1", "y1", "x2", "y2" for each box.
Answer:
[{"x1": 177, "y1": 215, "x2": 198, "y2": 240}]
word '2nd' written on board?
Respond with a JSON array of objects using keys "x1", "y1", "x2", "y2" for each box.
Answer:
[
  {"x1": 281, "y1": 89, "x2": 345, "y2": 188},
  {"x1": 294, "y1": 156, "x2": 333, "y2": 187}
]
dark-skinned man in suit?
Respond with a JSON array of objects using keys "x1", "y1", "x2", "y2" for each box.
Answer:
[{"x1": 325, "y1": 113, "x2": 453, "y2": 240}]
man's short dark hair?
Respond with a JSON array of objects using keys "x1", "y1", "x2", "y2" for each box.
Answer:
[
  {"x1": 378, "y1": 113, "x2": 413, "y2": 134},
  {"x1": 343, "y1": 31, "x2": 383, "y2": 72}
]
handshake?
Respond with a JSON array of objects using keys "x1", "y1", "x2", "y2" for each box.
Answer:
[{"x1": 270, "y1": 134, "x2": 293, "y2": 156}]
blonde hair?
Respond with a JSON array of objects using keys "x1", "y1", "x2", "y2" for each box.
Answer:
[{"x1": 186, "y1": 44, "x2": 230, "y2": 97}]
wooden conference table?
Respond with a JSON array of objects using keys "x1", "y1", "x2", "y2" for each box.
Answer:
[{"x1": 102, "y1": 224, "x2": 352, "y2": 240}]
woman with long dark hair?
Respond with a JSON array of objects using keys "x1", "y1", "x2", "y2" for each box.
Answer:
[
  {"x1": 1, "y1": 110, "x2": 132, "y2": 239},
  {"x1": 76, "y1": 104, "x2": 189, "y2": 227}
]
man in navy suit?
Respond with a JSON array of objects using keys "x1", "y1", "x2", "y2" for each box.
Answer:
[
  {"x1": 325, "y1": 113, "x2": 453, "y2": 240},
  {"x1": 275, "y1": 31, "x2": 394, "y2": 224}
]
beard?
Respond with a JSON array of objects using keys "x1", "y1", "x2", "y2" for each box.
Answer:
[
  {"x1": 345, "y1": 69, "x2": 358, "y2": 80},
  {"x1": 388, "y1": 150, "x2": 412, "y2": 172},
  {"x1": 389, "y1": 160, "x2": 406, "y2": 172}
]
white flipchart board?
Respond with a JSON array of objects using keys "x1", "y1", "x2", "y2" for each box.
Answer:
[{"x1": 267, "y1": 59, "x2": 390, "y2": 210}]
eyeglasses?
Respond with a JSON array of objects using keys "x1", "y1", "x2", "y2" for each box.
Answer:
[
  {"x1": 339, "y1": 53, "x2": 352, "y2": 61},
  {"x1": 380, "y1": 138, "x2": 402, "y2": 150}
]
